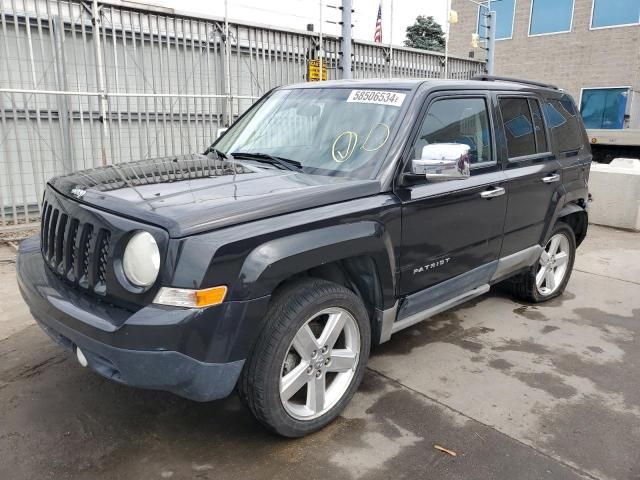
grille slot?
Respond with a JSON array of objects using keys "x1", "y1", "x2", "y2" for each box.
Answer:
[
  {"x1": 79, "y1": 224, "x2": 94, "y2": 288},
  {"x1": 64, "y1": 219, "x2": 80, "y2": 279},
  {"x1": 41, "y1": 201, "x2": 49, "y2": 250},
  {"x1": 54, "y1": 213, "x2": 68, "y2": 269},
  {"x1": 95, "y1": 230, "x2": 111, "y2": 295},
  {"x1": 47, "y1": 209, "x2": 59, "y2": 262},
  {"x1": 41, "y1": 203, "x2": 52, "y2": 258}
]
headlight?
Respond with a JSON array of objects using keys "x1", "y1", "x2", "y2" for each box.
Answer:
[{"x1": 122, "y1": 231, "x2": 160, "y2": 287}]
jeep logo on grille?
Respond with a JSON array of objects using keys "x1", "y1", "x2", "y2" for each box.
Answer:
[{"x1": 70, "y1": 187, "x2": 86, "y2": 199}]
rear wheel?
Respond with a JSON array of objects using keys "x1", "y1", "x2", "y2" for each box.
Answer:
[
  {"x1": 506, "y1": 221, "x2": 576, "y2": 303},
  {"x1": 238, "y1": 278, "x2": 370, "y2": 437}
]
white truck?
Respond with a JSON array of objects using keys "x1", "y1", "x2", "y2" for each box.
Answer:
[{"x1": 588, "y1": 129, "x2": 640, "y2": 163}]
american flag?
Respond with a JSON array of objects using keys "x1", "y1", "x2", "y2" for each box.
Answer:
[{"x1": 374, "y1": 3, "x2": 382, "y2": 43}]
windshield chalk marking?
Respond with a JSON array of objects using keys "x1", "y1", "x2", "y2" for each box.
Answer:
[
  {"x1": 332, "y1": 131, "x2": 358, "y2": 163},
  {"x1": 361, "y1": 123, "x2": 391, "y2": 152}
]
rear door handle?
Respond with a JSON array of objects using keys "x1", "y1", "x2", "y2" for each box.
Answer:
[
  {"x1": 480, "y1": 187, "x2": 506, "y2": 199},
  {"x1": 542, "y1": 174, "x2": 560, "y2": 183}
]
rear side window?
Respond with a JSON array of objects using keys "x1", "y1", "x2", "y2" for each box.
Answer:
[
  {"x1": 499, "y1": 98, "x2": 536, "y2": 158},
  {"x1": 543, "y1": 97, "x2": 583, "y2": 153},
  {"x1": 529, "y1": 99, "x2": 548, "y2": 153}
]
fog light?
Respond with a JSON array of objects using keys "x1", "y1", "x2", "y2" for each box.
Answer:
[{"x1": 76, "y1": 347, "x2": 88, "y2": 367}]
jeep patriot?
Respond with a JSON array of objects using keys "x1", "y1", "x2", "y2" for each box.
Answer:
[{"x1": 17, "y1": 76, "x2": 591, "y2": 437}]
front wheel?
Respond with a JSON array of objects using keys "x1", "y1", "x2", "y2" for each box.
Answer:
[
  {"x1": 506, "y1": 221, "x2": 576, "y2": 303},
  {"x1": 238, "y1": 278, "x2": 371, "y2": 437}
]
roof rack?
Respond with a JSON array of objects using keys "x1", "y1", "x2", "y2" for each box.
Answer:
[{"x1": 472, "y1": 74, "x2": 560, "y2": 91}]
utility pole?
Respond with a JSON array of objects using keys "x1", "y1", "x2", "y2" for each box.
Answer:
[
  {"x1": 388, "y1": 0, "x2": 394, "y2": 78},
  {"x1": 467, "y1": 1, "x2": 496, "y2": 75},
  {"x1": 486, "y1": 10, "x2": 496, "y2": 75},
  {"x1": 340, "y1": 0, "x2": 352, "y2": 79}
]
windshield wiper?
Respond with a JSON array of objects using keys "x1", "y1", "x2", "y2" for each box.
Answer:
[{"x1": 231, "y1": 152, "x2": 302, "y2": 172}]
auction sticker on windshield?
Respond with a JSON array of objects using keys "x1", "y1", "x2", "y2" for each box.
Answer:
[{"x1": 347, "y1": 90, "x2": 406, "y2": 107}]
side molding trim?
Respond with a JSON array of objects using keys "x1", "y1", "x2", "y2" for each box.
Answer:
[
  {"x1": 391, "y1": 284, "x2": 490, "y2": 335},
  {"x1": 490, "y1": 245, "x2": 542, "y2": 283},
  {"x1": 377, "y1": 245, "x2": 544, "y2": 343},
  {"x1": 377, "y1": 301, "x2": 399, "y2": 344}
]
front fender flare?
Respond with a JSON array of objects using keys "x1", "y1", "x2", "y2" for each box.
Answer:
[{"x1": 230, "y1": 221, "x2": 397, "y2": 309}]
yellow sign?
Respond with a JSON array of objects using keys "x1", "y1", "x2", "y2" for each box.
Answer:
[{"x1": 308, "y1": 59, "x2": 328, "y2": 82}]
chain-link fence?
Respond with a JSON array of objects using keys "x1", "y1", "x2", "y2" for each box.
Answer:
[{"x1": 0, "y1": 0, "x2": 485, "y2": 229}]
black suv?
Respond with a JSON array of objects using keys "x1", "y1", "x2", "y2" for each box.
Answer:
[{"x1": 17, "y1": 76, "x2": 591, "y2": 437}]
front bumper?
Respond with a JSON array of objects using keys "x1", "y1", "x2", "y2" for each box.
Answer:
[{"x1": 16, "y1": 236, "x2": 270, "y2": 402}]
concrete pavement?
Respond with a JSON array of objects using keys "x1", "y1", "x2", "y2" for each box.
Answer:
[{"x1": 0, "y1": 225, "x2": 638, "y2": 480}]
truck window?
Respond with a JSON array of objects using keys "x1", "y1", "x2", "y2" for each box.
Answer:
[
  {"x1": 543, "y1": 97, "x2": 583, "y2": 153},
  {"x1": 499, "y1": 97, "x2": 537, "y2": 159},
  {"x1": 412, "y1": 97, "x2": 492, "y2": 165}
]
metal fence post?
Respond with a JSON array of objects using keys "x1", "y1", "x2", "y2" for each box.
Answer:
[
  {"x1": 52, "y1": 15, "x2": 74, "y2": 172},
  {"x1": 91, "y1": 0, "x2": 109, "y2": 166},
  {"x1": 224, "y1": 0, "x2": 232, "y2": 126}
]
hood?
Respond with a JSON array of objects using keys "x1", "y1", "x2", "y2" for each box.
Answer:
[{"x1": 49, "y1": 154, "x2": 380, "y2": 237}]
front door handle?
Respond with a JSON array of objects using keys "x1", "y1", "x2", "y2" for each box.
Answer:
[
  {"x1": 480, "y1": 187, "x2": 506, "y2": 199},
  {"x1": 542, "y1": 173, "x2": 560, "y2": 183}
]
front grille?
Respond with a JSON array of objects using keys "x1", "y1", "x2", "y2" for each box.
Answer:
[{"x1": 41, "y1": 200, "x2": 111, "y2": 295}]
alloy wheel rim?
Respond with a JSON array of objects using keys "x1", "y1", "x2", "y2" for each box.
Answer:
[
  {"x1": 536, "y1": 233, "x2": 570, "y2": 296},
  {"x1": 279, "y1": 307, "x2": 360, "y2": 421}
]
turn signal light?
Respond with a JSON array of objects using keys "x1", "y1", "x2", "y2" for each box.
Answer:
[{"x1": 153, "y1": 286, "x2": 228, "y2": 308}]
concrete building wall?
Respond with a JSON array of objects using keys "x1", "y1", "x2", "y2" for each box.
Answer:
[{"x1": 448, "y1": 0, "x2": 640, "y2": 125}]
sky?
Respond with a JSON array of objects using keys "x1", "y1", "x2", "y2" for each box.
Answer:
[{"x1": 147, "y1": 0, "x2": 448, "y2": 46}]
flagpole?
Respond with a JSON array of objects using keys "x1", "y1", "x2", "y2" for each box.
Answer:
[
  {"x1": 444, "y1": 0, "x2": 451, "y2": 79},
  {"x1": 388, "y1": 0, "x2": 394, "y2": 78}
]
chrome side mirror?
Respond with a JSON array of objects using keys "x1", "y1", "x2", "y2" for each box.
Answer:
[{"x1": 411, "y1": 143, "x2": 471, "y2": 181}]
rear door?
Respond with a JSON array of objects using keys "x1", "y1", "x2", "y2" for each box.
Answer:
[
  {"x1": 396, "y1": 91, "x2": 507, "y2": 296},
  {"x1": 496, "y1": 93, "x2": 562, "y2": 256}
]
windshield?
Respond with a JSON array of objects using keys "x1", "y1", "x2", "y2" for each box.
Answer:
[{"x1": 214, "y1": 87, "x2": 409, "y2": 178}]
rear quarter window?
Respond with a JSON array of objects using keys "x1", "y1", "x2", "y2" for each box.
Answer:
[{"x1": 542, "y1": 97, "x2": 584, "y2": 153}]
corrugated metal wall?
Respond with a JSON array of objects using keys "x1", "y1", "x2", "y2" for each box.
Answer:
[{"x1": 0, "y1": 0, "x2": 485, "y2": 228}]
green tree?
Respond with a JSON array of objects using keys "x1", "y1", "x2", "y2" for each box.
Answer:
[{"x1": 404, "y1": 15, "x2": 445, "y2": 52}]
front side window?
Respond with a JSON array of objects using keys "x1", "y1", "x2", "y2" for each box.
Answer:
[
  {"x1": 529, "y1": 0, "x2": 574, "y2": 35},
  {"x1": 412, "y1": 97, "x2": 492, "y2": 165},
  {"x1": 591, "y1": 0, "x2": 640, "y2": 28},
  {"x1": 580, "y1": 88, "x2": 629, "y2": 129},
  {"x1": 477, "y1": 0, "x2": 516, "y2": 40},
  {"x1": 215, "y1": 88, "x2": 408, "y2": 178}
]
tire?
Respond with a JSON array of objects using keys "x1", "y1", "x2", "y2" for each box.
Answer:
[
  {"x1": 238, "y1": 278, "x2": 371, "y2": 437},
  {"x1": 506, "y1": 221, "x2": 576, "y2": 303}
]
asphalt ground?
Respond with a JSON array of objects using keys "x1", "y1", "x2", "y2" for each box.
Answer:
[{"x1": 1, "y1": 224, "x2": 638, "y2": 480}]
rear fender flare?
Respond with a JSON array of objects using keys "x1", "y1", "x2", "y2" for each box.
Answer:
[{"x1": 544, "y1": 194, "x2": 588, "y2": 246}]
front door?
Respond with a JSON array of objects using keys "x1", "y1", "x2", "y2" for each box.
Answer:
[{"x1": 395, "y1": 93, "x2": 508, "y2": 297}]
